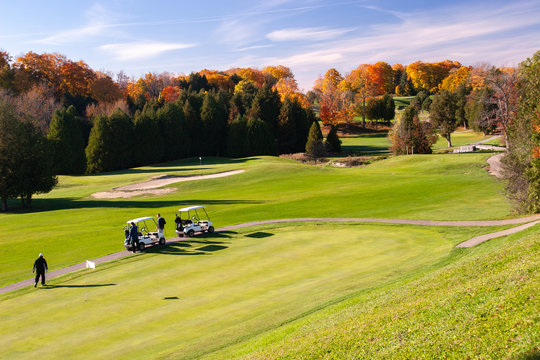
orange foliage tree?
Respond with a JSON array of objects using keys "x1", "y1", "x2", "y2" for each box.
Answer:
[
  {"x1": 406, "y1": 60, "x2": 461, "y2": 93},
  {"x1": 159, "y1": 86, "x2": 181, "y2": 103},
  {"x1": 439, "y1": 66, "x2": 471, "y2": 92},
  {"x1": 367, "y1": 61, "x2": 394, "y2": 95}
]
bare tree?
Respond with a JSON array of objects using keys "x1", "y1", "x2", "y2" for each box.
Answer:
[{"x1": 484, "y1": 67, "x2": 518, "y2": 146}]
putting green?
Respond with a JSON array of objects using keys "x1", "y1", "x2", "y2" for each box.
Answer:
[{"x1": 0, "y1": 224, "x2": 453, "y2": 359}]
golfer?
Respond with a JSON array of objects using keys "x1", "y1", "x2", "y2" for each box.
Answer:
[
  {"x1": 157, "y1": 213, "x2": 166, "y2": 238},
  {"x1": 130, "y1": 222, "x2": 139, "y2": 253},
  {"x1": 33, "y1": 253, "x2": 48, "y2": 287}
]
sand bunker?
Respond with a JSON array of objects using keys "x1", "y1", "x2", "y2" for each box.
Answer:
[{"x1": 91, "y1": 169, "x2": 244, "y2": 199}]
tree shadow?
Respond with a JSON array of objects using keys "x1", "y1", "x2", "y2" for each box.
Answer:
[
  {"x1": 13, "y1": 198, "x2": 264, "y2": 214},
  {"x1": 163, "y1": 296, "x2": 179, "y2": 300},
  {"x1": 245, "y1": 231, "x2": 274, "y2": 238},
  {"x1": 43, "y1": 283, "x2": 116, "y2": 289},
  {"x1": 519, "y1": 349, "x2": 540, "y2": 360}
]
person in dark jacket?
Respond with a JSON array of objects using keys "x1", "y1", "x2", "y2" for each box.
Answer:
[
  {"x1": 129, "y1": 222, "x2": 139, "y2": 253},
  {"x1": 33, "y1": 253, "x2": 48, "y2": 287}
]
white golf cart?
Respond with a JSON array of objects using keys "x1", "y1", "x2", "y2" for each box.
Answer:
[
  {"x1": 124, "y1": 216, "x2": 166, "y2": 250},
  {"x1": 175, "y1": 206, "x2": 214, "y2": 238}
]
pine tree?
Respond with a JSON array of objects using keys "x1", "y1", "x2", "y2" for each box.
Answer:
[
  {"x1": 325, "y1": 124, "x2": 342, "y2": 153},
  {"x1": 200, "y1": 92, "x2": 228, "y2": 156},
  {"x1": 226, "y1": 116, "x2": 248, "y2": 157},
  {"x1": 305, "y1": 122, "x2": 325, "y2": 159},
  {"x1": 156, "y1": 102, "x2": 189, "y2": 160},
  {"x1": 47, "y1": 105, "x2": 86, "y2": 174},
  {"x1": 133, "y1": 104, "x2": 164, "y2": 165},
  {"x1": 245, "y1": 117, "x2": 277, "y2": 156}
]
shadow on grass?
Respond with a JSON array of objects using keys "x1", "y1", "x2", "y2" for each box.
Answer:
[
  {"x1": 43, "y1": 283, "x2": 116, "y2": 289},
  {"x1": 163, "y1": 296, "x2": 179, "y2": 300},
  {"x1": 145, "y1": 243, "x2": 207, "y2": 256},
  {"x1": 245, "y1": 231, "x2": 274, "y2": 238},
  {"x1": 196, "y1": 244, "x2": 228, "y2": 252},
  {"x1": 10, "y1": 199, "x2": 264, "y2": 214}
]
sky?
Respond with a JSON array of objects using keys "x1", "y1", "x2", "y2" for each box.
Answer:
[{"x1": 1, "y1": 0, "x2": 539, "y2": 91}]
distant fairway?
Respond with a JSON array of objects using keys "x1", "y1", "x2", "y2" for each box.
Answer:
[
  {"x1": 0, "y1": 223, "x2": 466, "y2": 359},
  {"x1": 0, "y1": 153, "x2": 511, "y2": 286}
]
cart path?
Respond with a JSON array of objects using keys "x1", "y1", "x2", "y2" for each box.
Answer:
[{"x1": 2, "y1": 215, "x2": 539, "y2": 295}]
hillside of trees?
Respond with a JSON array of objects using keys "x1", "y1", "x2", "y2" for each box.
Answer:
[{"x1": 0, "y1": 50, "x2": 538, "y2": 212}]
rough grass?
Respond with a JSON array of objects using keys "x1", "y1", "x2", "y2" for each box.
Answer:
[
  {"x1": 0, "y1": 153, "x2": 511, "y2": 286},
  {"x1": 209, "y1": 225, "x2": 540, "y2": 360},
  {"x1": 433, "y1": 131, "x2": 490, "y2": 149},
  {"x1": 0, "y1": 223, "x2": 477, "y2": 359}
]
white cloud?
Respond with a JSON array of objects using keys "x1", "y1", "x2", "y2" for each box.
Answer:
[
  {"x1": 99, "y1": 41, "x2": 196, "y2": 60},
  {"x1": 267, "y1": 27, "x2": 355, "y2": 42}
]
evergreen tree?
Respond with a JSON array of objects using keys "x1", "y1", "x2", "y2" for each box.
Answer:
[
  {"x1": 107, "y1": 110, "x2": 135, "y2": 170},
  {"x1": 382, "y1": 94, "x2": 396, "y2": 123},
  {"x1": 278, "y1": 97, "x2": 310, "y2": 154},
  {"x1": 47, "y1": 105, "x2": 86, "y2": 174},
  {"x1": 0, "y1": 101, "x2": 57, "y2": 209},
  {"x1": 454, "y1": 82, "x2": 471, "y2": 128},
  {"x1": 182, "y1": 98, "x2": 200, "y2": 156},
  {"x1": 200, "y1": 92, "x2": 228, "y2": 156},
  {"x1": 85, "y1": 115, "x2": 110, "y2": 173},
  {"x1": 245, "y1": 117, "x2": 277, "y2": 156},
  {"x1": 325, "y1": 124, "x2": 342, "y2": 153},
  {"x1": 133, "y1": 104, "x2": 164, "y2": 165},
  {"x1": 156, "y1": 102, "x2": 189, "y2": 160},
  {"x1": 249, "y1": 85, "x2": 281, "y2": 136},
  {"x1": 305, "y1": 122, "x2": 325, "y2": 159},
  {"x1": 226, "y1": 115, "x2": 248, "y2": 157}
]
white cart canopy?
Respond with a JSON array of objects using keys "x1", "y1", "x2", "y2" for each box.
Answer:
[
  {"x1": 178, "y1": 206, "x2": 206, "y2": 212},
  {"x1": 127, "y1": 216, "x2": 155, "y2": 224}
]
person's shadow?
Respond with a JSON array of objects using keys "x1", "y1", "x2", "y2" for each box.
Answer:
[{"x1": 42, "y1": 284, "x2": 116, "y2": 288}]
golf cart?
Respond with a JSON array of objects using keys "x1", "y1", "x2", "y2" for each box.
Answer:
[
  {"x1": 124, "y1": 216, "x2": 166, "y2": 250},
  {"x1": 175, "y1": 205, "x2": 214, "y2": 237}
]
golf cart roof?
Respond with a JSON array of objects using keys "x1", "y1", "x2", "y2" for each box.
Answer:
[
  {"x1": 127, "y1": 216, "x2": 155, "y2": 224},
  {"x1": 178, "y1": 205, "x2": 206, "y2": 212}
]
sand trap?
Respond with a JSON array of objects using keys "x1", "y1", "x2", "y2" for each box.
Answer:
[{"x1": 91, "y1": 169, "x2": 245, "y2": 199}]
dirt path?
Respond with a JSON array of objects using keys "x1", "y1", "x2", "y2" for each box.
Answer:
[{"x1": 2, "y1": 215, "x2": 539, "y2": 294}]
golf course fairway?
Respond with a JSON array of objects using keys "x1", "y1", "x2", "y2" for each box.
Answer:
[{"x1": 0, "y1": 223, "x2": 457, "y2": 359}]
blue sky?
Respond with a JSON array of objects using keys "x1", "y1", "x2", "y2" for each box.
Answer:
[{"x1": 1, "y1": 0, "x2": 539, "y2": 90}]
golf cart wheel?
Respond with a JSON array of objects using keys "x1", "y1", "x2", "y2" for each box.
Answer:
[
  {"x1": 208, "y1": 226, "x2": 214, "y2": 233},
  {"x1": 139, "y1": 243, "x2": 145, "y2": 250},
  {"x1": 187, "y1": 230, "x2": 195, "y2": 237},
  {"x1": 159, "y1": 237, "x2": 165, "y2": 245}
]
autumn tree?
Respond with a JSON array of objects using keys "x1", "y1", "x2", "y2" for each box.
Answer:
[
  {"x1": 368, "y1": 62, "x2": 394, "y2": 95},
  {"x1": 430, "y1": 90, "x2": 458, "y2": 147},
  {"x1": 389, "y1": 106, "x2": 436, "y2": 154},
  {"x1": 440, "y1": 66, "x2": 471, "y2": 92},
  {"x1": 406, "y1": 60, "x2": 461, "y2": 93},
  {"x1": 484, "y1": 67, "x2": 518, "y2": 145},
  {"x1": 341, "y1": 65, "x2": 377, "y2": 128}
]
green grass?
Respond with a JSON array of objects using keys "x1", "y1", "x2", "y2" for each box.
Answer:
[
  {"x1": 433, "y1": 131, "x2": 490, "y2": 150},
  {"x1": 0, "y1": 153, "x2": 512, "y2": 286},
  {"x1": 211, "y1": 224, "x2": 540, "y2": 360},
  {"x1": 0, "y1": 223, "x2": 510, "y2": 359},
  {"x1": 339, "y1": 131, "x2": 391, "y2": 155},
  {"x1": 393, "y1": 96, "x2": 415, "y2": 109}
]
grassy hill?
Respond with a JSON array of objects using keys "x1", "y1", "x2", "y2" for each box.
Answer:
[
  {"x1": 0, "y1": 222, "x2": 523, "y2": 359},
  {"x1": 211, "y1": 224, "x2": 539, "y2": 360}
]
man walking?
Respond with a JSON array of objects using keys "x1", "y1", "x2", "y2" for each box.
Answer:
[
  {"x1": 33, "y1": 253, "x2": 48, "y2": 287},
  {"x1": 129, "y1": 222, "x2": 139, "y2": 253}
]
